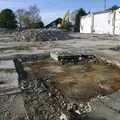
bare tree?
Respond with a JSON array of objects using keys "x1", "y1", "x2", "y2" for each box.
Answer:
[
  {"x1": 16, "y1": 9, "x2": 26, "y2": 28},
  {"x1": 16, "y1": 5, "x2": 43, "y2": 29},
  {"x1": 28, "y1": 5, "x2": 41, "y2": 23}
]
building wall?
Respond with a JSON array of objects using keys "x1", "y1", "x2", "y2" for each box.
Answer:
[
  {"x1": 93, "y1": 12, "x2": 114, "y2": 34},
  {"x1": 80, "y1": 9, "x2": 120, "y2": 35},
  {"x1": 115, "y1": 9, "x2": 120, "y2": 34},
  {"x1": 80, "y1": 14, "x2": 93, "y2": 33}
]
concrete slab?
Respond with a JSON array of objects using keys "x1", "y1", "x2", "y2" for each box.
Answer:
[
  {"x1": 0, "y1": 94, "x2": 27, "y2": 119},
  {"x1": 0, "y1": 72, "x2": 18, "y2": 89},
  {"x1": 88, "y1": 95, "x2": 120, "y2": 120},
  {"x1": 0, "y1": 60, "x2": 15, "y2": 69}
]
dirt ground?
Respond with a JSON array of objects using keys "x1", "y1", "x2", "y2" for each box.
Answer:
[{"x1": 25, "y1": 59, "x2": 120, "y2": 102}]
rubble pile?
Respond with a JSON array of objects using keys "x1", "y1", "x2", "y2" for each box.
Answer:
[
  {"x1": 15, "y1": 29, "x2": 72, "y2": 41},
  {"x1": 15, "y1": 53, "x2": 50, "y2": 62}
]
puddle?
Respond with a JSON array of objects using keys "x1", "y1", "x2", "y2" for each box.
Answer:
[{"x1": 26, "y1": 59, "x2": 120, "y2": 102}]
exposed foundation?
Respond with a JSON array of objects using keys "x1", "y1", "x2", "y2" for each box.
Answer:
[
  {"x1": 25, "y1": 57, "x2": 120, "y2": 102},
  {"x1": 12, "y1": 54, "x2": 120, "y2": 120}
]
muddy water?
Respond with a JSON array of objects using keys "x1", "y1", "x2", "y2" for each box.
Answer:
[{"x1": 27, "y1": 59, "x2": 120, "y2": 102}]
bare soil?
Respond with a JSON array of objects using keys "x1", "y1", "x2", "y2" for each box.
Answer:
[{"x1": 26, "y1": 59, "x2": 120, "y2": 102}]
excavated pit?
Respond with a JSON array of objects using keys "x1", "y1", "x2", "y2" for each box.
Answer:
[
  {"x1": 24, "y1": 55, "x2": 120, "y2": 102},
  {"x1": 12, "y1": 54, "x2": 120, "y2": 120}
]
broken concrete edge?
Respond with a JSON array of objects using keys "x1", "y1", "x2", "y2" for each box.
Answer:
[
  {"x1": 96, "y1": 53, "x2": 120, "y2": 70},
  {"x1": 0, "y1": 88, "x2": 21, "y2": 96},
  {"x1": 50, "y1": 48, "x2": 98, "y2": 61},
  {"x1": 0, "y1": 52, "x2": 50, "y2": 61}
]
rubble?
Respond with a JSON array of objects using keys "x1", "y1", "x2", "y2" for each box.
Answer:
[
  {"x1": 15, "y1": 29, "x2": 73, "y2": 42},
  {"x1": 21, "y1": 78, "x2": 91, "y2": 120},
  {"x1": 13, "y1": 57, "x2": 92, "y2": 120},
  {"x1": 50, "y1": 48, "x2": 97, "y2": 64}
]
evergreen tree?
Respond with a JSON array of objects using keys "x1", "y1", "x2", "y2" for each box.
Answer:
[
  {"x1": 0, "y1": 9, "x2": 17, "y2": 29},
  {"x1": 74, "y1": 8, "x2": 87, "y2": 32}
]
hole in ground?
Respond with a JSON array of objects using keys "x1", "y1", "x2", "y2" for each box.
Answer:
[{"x1": 23, "y1": 55, "x2": 120, "y2": 102}]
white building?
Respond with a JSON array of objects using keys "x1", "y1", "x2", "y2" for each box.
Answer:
[
  {"x1": 80, "y1": 8, "x2": 120, "y2": 35},
  {"x1": 80, "y1": 14, "x2": 93, "y2": 33},
  {"x1": 115, "y1": 8, "x2": 120, "y2": 34}
]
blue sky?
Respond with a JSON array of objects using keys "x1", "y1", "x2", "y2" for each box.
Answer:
[{"x1": 0, "y1": 0, "x2": 120, "y2": 24}]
